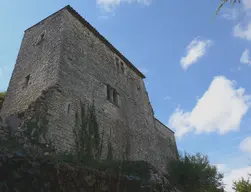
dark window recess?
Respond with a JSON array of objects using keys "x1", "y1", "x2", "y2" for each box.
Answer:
[
  {"x1": 113, "y1": 89, "x2": 118, "y2": 104},
  {"x1": 115, "y1": 57, "x2": 126, "y2": 75},
  {"x1": 107, "y1": 84, "x2": 119, "y2": 106},
  {"x1": 120, "y1": 61, "x2": 124, "y2": 74},
  {"x1": 24, "y1": 75, "x2": 30, "y2": 88},
  {"x1": 36, "y1": 31, "x2": 46, "y2": 45},
  {"x1": 116, "y1": 62, "x2": 120, "y2": 73},
  {"x1": 107, "y1": 85, "x2": 111, "y2": 100},
  {"x1": 67, "y1": 103, "x2": 71, "y2": 114}
]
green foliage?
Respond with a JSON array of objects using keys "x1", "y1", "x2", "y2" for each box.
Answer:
[
  {"x1": 233, "y1": 175, "x2": 251, "y2": 192},
  {"x1": 24, "y1": 110, "x2": 49, "y2": 143},
  {"x1": 73, "y1": 100, "x2": 104, "y2": 163},
  {"x1": 107, "y1": 140, "x2": 113, "y2": 161},
  {"x1": 216, "y1": 0, "x2": 241, "y2": 16},
  {"x1": 0, "y1": 91, "x2": 6, "y2": 110},
  {"x1": 168, "y1": 152, "x2": 225, "y2": 192}
]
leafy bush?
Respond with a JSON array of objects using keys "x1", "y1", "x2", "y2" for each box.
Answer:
[
  {"x1": 0, "y1": 92, "x2": 5, "y2": 110},
  {"x1": 167, "y1": 152, "x2": 225, "y2": 192}
]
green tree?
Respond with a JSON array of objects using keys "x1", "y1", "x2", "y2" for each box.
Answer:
[
  {"x1": 168, "y1": 152, "x2": 225, "y2": 192},
  {"x1": 0, "y1": 92, "x2": 6, "y2": 110},
  {"x1": 233, "y1": 175, "x2": 251, "y2": 192},
  {"x1": 216, "y1": 0, "x2": 241, "y2": 15}
]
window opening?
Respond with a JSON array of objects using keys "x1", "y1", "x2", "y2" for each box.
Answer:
[
  {"x1": 67, "y1": 103, "x2": 71, "y2": 114},
  {"x1": 107, "y1": 85, "x2": 111, "y2": 100},
  {"x1": 116, "y1": 63, "x2": 120, "y2": 73},
  {"x1": 113, "y1": 90, "x2": 118, "y2": 105},
  {"x1": 120, "y1": 61, "x2": 124, "y2": 74},
  {"x1": 24, "y1": 75, "x2": 30, "y2": 88},
  {"x1": 106, "y1": 84, "x2": 119, "y2": 106},
  {"x1": 36, "y1": 31, "x2": 46, "y2": 45}
]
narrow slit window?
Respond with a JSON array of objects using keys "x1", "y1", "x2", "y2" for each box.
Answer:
[
  {"x1": 67, "y1": 103, "x2": 71, "y2": 114},
  {"x1": 107, "y1": 85, "x2": 111, "y2": 100},
  {"x1": 113, "y1": 90, "x2": 118, "y2": 105},
  {"x1": 36, "y1": 31, "x2": 46, "y2": 45},
  {"x1": 120, "y1": 61, "x2": 124, "y2": 74},
  {"x1": 116, "y1": 62, "x2": 120, "y2": 73},
  {"x1": 40, "y1": 32, "x2": 45, "y2": 40},
  {"x1": 25, "y1": 75, "x2": 30, "y2": 88}
]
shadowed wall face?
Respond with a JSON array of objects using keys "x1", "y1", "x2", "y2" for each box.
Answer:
[
  {"x1": 0, "y1": 12, "x2": 64, "y2": 118},
  {"x1": 0, "y1": 6, "x2": 177, "y2": 172}
]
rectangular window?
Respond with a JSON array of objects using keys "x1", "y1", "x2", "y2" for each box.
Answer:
[
  {"x1": 116, "y1": 63, "x2": 120, "y2": 73},
  {"x1": 107, "y1": 84, "x2": 111, "y2": 100},
  {"x1": 120, "y1": 61, "x2": 124, "y2": 74},
  {"x1": 24, "y1": 75, "x2": 30, "y2": 88},
  {"x1": 115, "y1": 56, "x2": 127, "y2": 75},
  {"x1": 107, "y1": 84, "x2": 119, "y2": 107},
  {"x1": 67, "y1": 103, "x2": 71, "y2": 114}
]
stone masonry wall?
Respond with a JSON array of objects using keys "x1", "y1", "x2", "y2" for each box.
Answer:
[
  {"x1": 0, "y1": 11, "x2": 64, "y2": 119},
  {"x1": 46, "y1": 9, "x2": 176, "y2": 171},
  {"x1": 0, "y1": 6, "x2": 178, "y2": 172},
  {"x1": 154, "y1": 119, "x2": 178, "y2": 171}
]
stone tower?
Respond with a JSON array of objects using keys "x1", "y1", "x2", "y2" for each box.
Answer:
[{"x1": 0, "y1": 5, "x2": 177, "y2": 172}]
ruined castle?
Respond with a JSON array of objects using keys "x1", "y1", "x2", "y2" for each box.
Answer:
[{"x1": 0, "y1": 5, "x2": 177, "y2": 172}]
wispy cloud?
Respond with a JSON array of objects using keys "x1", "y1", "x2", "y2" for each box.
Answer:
[
  {"x1": 214, "y1": 163, "x2": 229, "y2": 173},
  {"x1": 97, "y1": 0, "x2": 152, "y2": 12},
  {"x1": 244, "y1": 0, "x2": 251, "y2": 10},
  {"x1": 240, "y1": 136, "x2": 251, "y2": 153},
  {"x1": 180, "y1": 37, "x2": 212, "y2": 70},
  {"x1": 168, "y1": 76, "x2": 251, "y2": 138},
  {"x1": 231, "y1": 0, "x2": 251, "y2": 40},
  {"x1": 240, "y1": 49, "x2": 251, "y2": 65},
  {"x1": 164, "y1": 96, "x2": 172, "y2": 101},
  {"x1": 233, "y1": 22, "x2": 251, "y2": 40},
  {"x1": 224, "y1": 166, "x2": 251, "y2": 192},
  {"x1": 221, "y1": 7, "x2": 240, "y2": 21}
]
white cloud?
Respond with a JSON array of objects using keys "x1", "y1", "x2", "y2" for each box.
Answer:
[
  {"x1": 180, "y1": 37, "x2": 212, "y2": 70},
  {"x1": 221, "y1": 8, "x2": 239, "y2": 21},
  {"x1": 233, "y1": 22, "x2": 251, "y2": 40},
  {"x1": 221, "y1": 0, "x2": 251, "y2": 21},
  {"x1": 228, "y1": 0, "x2": 251, "y2": 40},
  {"x1": 240, "y1": 49, "x2": 251, "y2": 65},
  {"x1": 224, "y1": 166, "x2": 251, "y2": 192},
  {"x1": 240, "y1": 136, "x2": 251, "y2": 153},
  {"x1": 215, "y1": 163, "x2": 229, "y2": 173},
  {"x1": 243, "y1": 0, "x2": 251, "y2": 10},
  {"x1": 168, "y1": 76, "x2": 251, "y2": 138},
  {"x1": 97, "y1": 0, "x2": 151, "y2": 11}
]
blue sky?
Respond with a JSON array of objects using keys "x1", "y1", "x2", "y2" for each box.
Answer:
[{"x1": 1, "y1": 0, "x2": 251, "y2": 191}]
